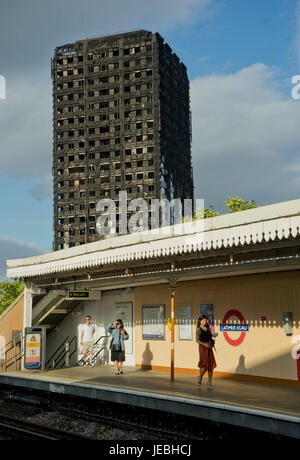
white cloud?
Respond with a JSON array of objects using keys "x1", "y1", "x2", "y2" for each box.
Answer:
[
  {"x1": 132, "y1": 0, "x2": 216, "y2": 27},
  {"x1": 0, "y1": 0, "x2": 217, "y2": 180},
  {"x1": 0, "y1": 0, "x2": 217, "y2": 71},
  {"x1": 29, "y1": 176, "x2": 52, "y2": 201},
  {"x1": 191, "y1": 63, "x2": 300, "y2": 210},
  {"x1": 0, "y1": 236, "x2": 46, "y2": 280},
  {"x1": 0, "y1": 78, "x2": 52, "y2": 178}
]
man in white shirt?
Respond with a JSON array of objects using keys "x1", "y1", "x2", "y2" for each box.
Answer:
[{"x1": 80, "y1": 315, "x2": 95, "y2": 366}]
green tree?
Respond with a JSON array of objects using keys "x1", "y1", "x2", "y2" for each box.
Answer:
[
  {"x1": 225, "y1": 196, "x2": 257, "y2": 213},
  {"x1": 203, "y1": 205, "x2": 220, "y2": 218},
  {"x1": 0, "y1": 281, "x2": 25, "y2": 316},
  {"x1": 183, "y1": 196, "x2": 257, "y2": 222},
  {"x1": 182, "y1": 205, "x2": 220, "y2": 222}
]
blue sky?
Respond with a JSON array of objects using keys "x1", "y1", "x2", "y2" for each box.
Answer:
[
  {"x1": 0, "y1": 0, "x2": 300, "y2": 279},
  {"x1": 168, "y1": 0, "x2": 299, "y2": 90}
]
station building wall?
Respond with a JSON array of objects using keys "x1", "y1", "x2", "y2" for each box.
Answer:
[
  {"x1": 134, "y1": 271, "x2": 300, "y2": 385},
  {"x1": 0, "y1": 293, "x2": 24, "y2": 367},
  {"x1": 2, "y1": 270, "x2": 298, "y2": 385}
]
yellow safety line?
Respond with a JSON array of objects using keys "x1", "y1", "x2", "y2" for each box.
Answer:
[{"x1": 6, "y1": 372, "x2": 300, "y2": 418}]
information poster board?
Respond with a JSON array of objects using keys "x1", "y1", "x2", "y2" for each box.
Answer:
[
  {"x1": 24, "y1": 333, "x2": 41, "y2": 369},
  {"x1": 178, "y1": 304, "x2": 193, "y2": 340},
  {"x1": 200, "y1": 303, "x2": 215, "y2": 335},
  {"x1": 142, "y1": 305, "x2": 165, "y2": 340},
  {"x1": 115, "y1": 302, "x2": 132, "y2": 328}
]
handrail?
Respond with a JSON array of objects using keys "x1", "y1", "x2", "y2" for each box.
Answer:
[
  {"x1": 45, "y1": 336, "x2": 69, "y2": 368},
  {"x1": 69, "y1": 336, "x2": 78, "y2": 361},
  {"x1": 90, "y1": 345, "x2": 107, "y2": 365},
  {"x1": 2, "y1": 350, "x2": 23, "y2": 370},
  {"x1": 54, "y1": 336, "x2": 77, "y2": 369},
  {"x1": 1, "y1": 333, "x2": 23, "y2": 372},
  {"x1": 48, "y1": 346, "x2": 68, "y2": 369},
  {"x1": 1, "y1": 333, "x2": 22, "y2": 350},
  {"x1": 76, "y1": 335, "x2": 108, "y2": 366}
]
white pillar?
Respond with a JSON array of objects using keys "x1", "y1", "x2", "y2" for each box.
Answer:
[
  {"x1": 23, "y1": 282, "x2": 33, "y2": 329},
  {"x1": 22, "y1": 282, "x2": 33, "y2": 370}
]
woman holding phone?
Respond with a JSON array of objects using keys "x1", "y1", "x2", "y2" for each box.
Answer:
[{"x1": 106, "y1": 319, "x2": 129, "y2": 375}]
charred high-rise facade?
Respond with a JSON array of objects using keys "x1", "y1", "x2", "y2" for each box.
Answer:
[{"x1": 52, "y1": 30, "x2": 193, "y2": 250}]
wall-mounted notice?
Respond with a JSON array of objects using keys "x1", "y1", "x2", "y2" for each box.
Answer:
[
  {"x1": 115, "y1": 302, "x2": 132, "y2": 329},
  {"x1": 25, "y1": 333, "x2": 41, "y2": 369},
  {"x1": 142, "y1": 305, "x2": 165, "y2": 340},
  {"x1": 178, "y1": 304, "x2": 193, "y2": 340},
  {"x1": 200, "y1": 303, "x2": 215, "y2": 335}
]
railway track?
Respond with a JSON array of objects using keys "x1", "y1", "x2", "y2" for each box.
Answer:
[
  {"x1": 0, "y1": 386, "x2": 288, "y2": 441},
  {"x1": 0, "y1": 414, "x2": 88, "y2": 440}
]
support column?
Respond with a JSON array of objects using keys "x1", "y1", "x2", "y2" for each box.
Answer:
[
  {"x1": 169, "y1": 279, "x2": 176, "y2": 382},
  {"x1": 23, "y1": 282, "x2": 33, "y2": 331},
  {"x1": 22, "y1": 281, "x2": 33, "y2": 370}
]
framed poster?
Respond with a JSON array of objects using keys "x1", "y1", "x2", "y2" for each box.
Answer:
[
  {"x1": 142, "y1": 305, "x2": 165, "y2": 340},
  {"x1": 115, "y1": 301, "x2": 132, "y2": 328},
  {"x1": 200, "y1": 303, "x2": 215, "y2": 334},
  {"x1": 177, "y1": 304, "x2": 193, "y2": 340}
]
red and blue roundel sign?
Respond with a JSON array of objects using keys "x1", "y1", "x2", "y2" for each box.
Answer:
[{"x1": 221, "y1": 309, "x2": 248, "y2": 346}]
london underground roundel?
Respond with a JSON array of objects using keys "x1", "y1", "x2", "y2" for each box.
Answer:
[{"x1": 222, "y1": 309, "x2": 247, "y2": 346}]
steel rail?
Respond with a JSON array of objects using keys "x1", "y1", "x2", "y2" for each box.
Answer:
[{"x1": 0, "y1": 414, "x2": 88, "y2": 440}]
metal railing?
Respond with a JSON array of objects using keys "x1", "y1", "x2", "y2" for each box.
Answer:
[
  {"x1": 76, "y1": 335, "x2": 108, "y2": 366},
  {"x1": 0, "y1": 333, "x2": 23, "y2": 373},
  {"x1": 45, "y1": 336, "x2": 77, "y2": 369}
]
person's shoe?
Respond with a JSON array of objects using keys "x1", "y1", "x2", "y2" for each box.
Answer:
[
  {"x1": 120, "y1": 371, "x2": 124, "y2": 374},
  {"x1": 207, "y1": 385, "x2": 214, "y2": 390},
  {"x1": 115, "y1": 372, "x2": 119, "y2": 375}
]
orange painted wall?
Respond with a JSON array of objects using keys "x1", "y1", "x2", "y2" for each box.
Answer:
[
  {"x1": 134, "y1": 271, "x2": 300, "y2": 382},
  {"x1": 0, "y1": 293, "x2": 24, "y2": 369}
]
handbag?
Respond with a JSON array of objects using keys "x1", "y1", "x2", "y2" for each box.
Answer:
[{"x1": 111, "y1": 329, "x2": 121, "y2": 352}]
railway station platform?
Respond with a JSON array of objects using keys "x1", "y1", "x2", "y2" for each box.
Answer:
[{"x1": 0, "y1": 366, "x2": 299, "y2": 439}]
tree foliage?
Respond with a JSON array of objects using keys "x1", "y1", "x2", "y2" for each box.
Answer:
[
  {"x1": 190, "y1": 206, "x2": 220, "y2": 220},
  {"x1": 183, "y1": 196, "x2": 257, "y2": 222},
  {"x1": 203, "y1": 205, "x2": 220, "y2": 218},
  {"x1": 0, "y1": 281, "x2": 25, "y2": 316},
  {"x1": 225, "y1": 196, "x2": 257, "y2": 213}
]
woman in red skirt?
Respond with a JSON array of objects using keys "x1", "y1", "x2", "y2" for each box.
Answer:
[{"x1": 196, "y1": 314, "x2": 216, "y2": 390}]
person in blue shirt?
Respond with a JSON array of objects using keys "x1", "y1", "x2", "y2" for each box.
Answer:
[{"x1": 106, "y1": 319, "x2": 129, "y2": 375}]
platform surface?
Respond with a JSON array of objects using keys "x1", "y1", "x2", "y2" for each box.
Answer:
[{"x1": 1, "y1": 366, "x2": 300, "y2": 438}]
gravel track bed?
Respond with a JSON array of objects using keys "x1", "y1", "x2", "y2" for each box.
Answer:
[{"x1": 0, "y1": 399, "x2": 160, "y2": 440}]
